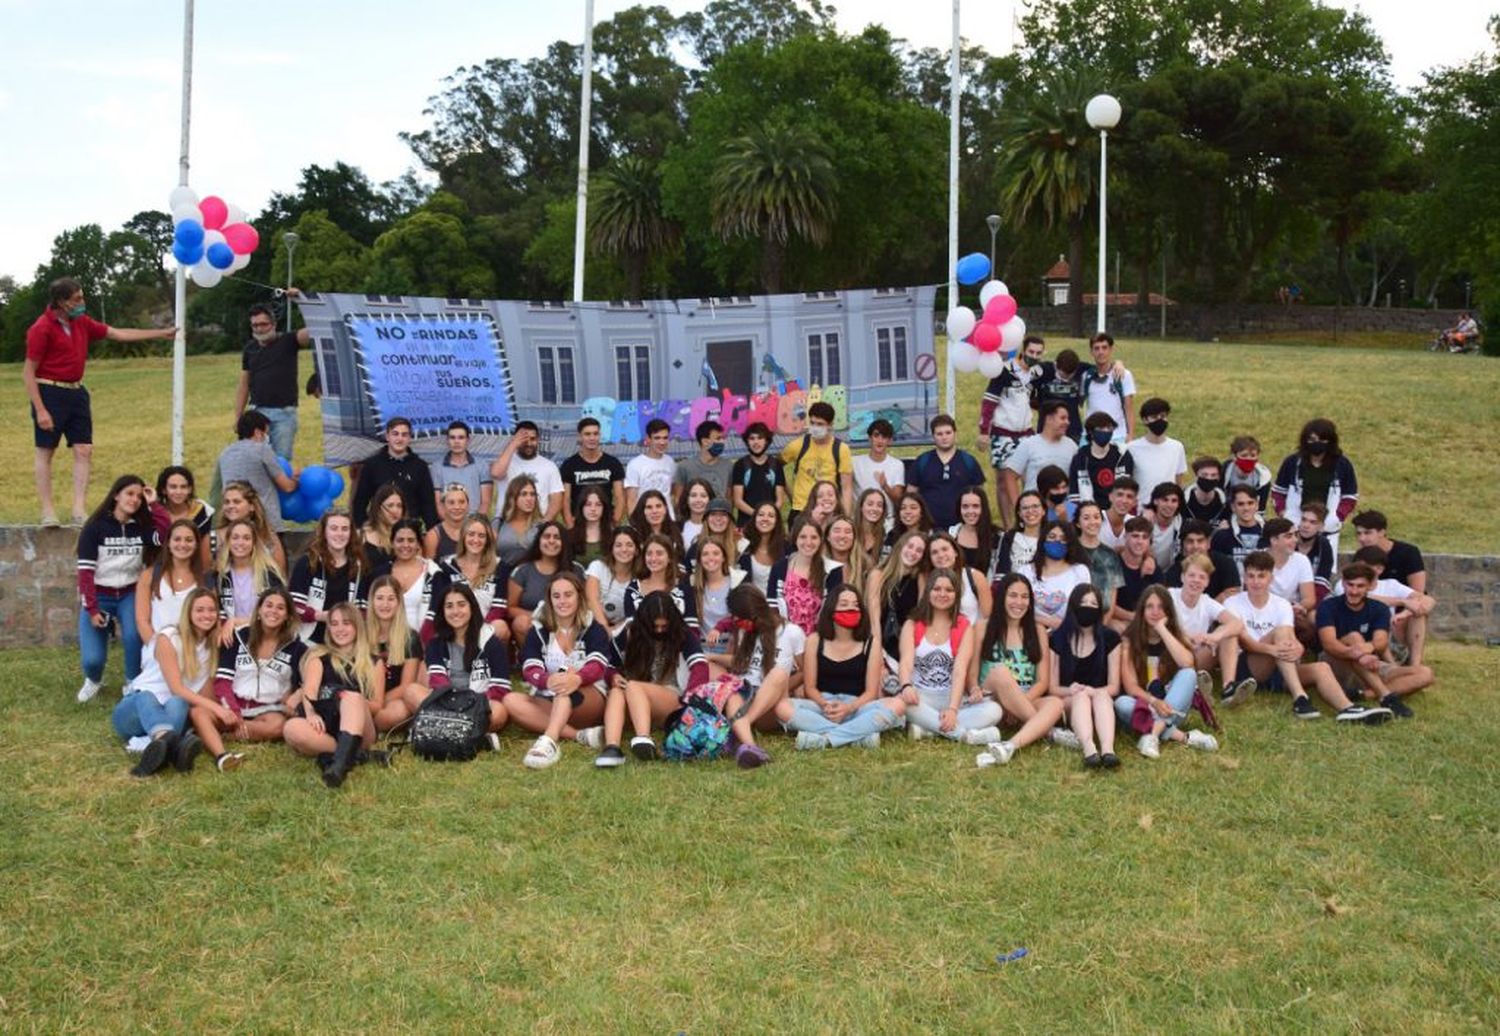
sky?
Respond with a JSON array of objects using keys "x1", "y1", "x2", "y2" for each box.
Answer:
[{"x1": 0, "y1": 0, "x2": 1490, "y2": 281}]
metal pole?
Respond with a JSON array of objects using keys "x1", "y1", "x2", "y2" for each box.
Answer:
[
  {"x1": 945, "y1": 0, "x2": 960, "y2": 416},
  {"x1": 1160, "y1": 241, "x2": 1167, "y2": 339},
  {"x1": 171, "y1": 0, "x2": 194, "y2": 465},
  {"x1": 285, "y1": 242, "x2": 297, "y2": 332},
  {"x1": 571, "y1": 0, "x2": 596, "y2": 303},
  {"x1": 1096, "y1": 128, "x2": 1108, "y2": 334}
]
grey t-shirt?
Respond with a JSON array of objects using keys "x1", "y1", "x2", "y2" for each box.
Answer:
[
  {"x1": 429, "y1": 453, "x2": 491, "y2": 512},
  {"x1": 673, "y1": 453, "x2": 732, "y2": 502},
  {"x1": 216, "y1": 438, "x2": 285, "y2": 529}
]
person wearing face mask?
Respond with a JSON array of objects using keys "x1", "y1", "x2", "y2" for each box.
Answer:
[
  {"x1": 1222, "y1": 435, "x2": 1273, "y2": 511},
  {"x1": 1047, "y1": 583, "x2": 1124, "y2": 769},
  {"x1": 1068, "y1": 412, "x2": 1134, "y2": 509},
  {"x1": 780, "y1": 401, "x2": 854, "y2": 520},
  {"x1": 1028, "y1": 344, "x2": 1087, "y2": 442},
  {"x1": 673, "y1": 420, "x2": 732, "y2": 508},
  {"x1": 1272, "y1": 418, "x2": 1359, "y2": 554},
  {"x1": 1123, "y1": 398, "x2": 1187, "y2": 503},
  {"x1": 1182, "y1": 456, "x2": 1229, "y2": 528},
  {"x1": 25, "y1": 276, "x2": 177, "y2": 525},
  {"x1": 1035, "y1": 466, "x2": 1076, "y2": 525},
  {"x1": 730, "y1": 422, "x2": 789, "y2": 527},
  {"x1": 234, "y1": 294, "x2": 310, "y2": 462},
  {"x1": 491, "y1": 419, "x2": 565, "y2": 522}
]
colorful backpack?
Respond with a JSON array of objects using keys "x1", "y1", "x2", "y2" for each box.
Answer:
[{"x1": 662, "y1": 681, "x2": 735, "y2": 761}]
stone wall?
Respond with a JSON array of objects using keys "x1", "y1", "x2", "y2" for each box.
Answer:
[
  {"x1": 1023, "y1": 304, "x2": 1470, "y2": 341},
  {"x1": 2, "y1": 525, "x2": 1495, "y2": 649}
]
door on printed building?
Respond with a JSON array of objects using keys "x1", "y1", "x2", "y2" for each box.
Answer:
[{"x1": 706, "y1": 340, "x2": 754, "y2": 397}]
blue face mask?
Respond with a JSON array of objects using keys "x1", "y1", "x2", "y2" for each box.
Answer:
[
  {"x1": 1089, "y1": 428, "x2": 1113, "y2": 447},
  {"x1": 66, "y1": 303, "x2": 86, "y2": 318},
  {"x1": 1043, "y1": 540, "x2": 1068, "y2": 560},
  {"x1": 708, "y1": 442, "x2": 726, "y2": 458}
]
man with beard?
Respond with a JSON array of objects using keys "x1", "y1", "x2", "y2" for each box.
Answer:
[
  {"x1": 729, "y1": 421, "x2": 788, "y2": 526},
  {"x1": 491, "y1": 419, "x2": 564, "y2": 521},
  {"x1": 234, "y1": 293, "x2": 309, "y2": 461}
]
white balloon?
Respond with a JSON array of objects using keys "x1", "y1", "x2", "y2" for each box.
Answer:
[
  {"x1": 168, "y1": 185, "x2": 199, "y2": 212},
  {"x1": 977, "y1": 351, "x2": 1006, "y2": 379},
  {"x1": 979, "y1": 280, "x2": 1010, "y2": 307},
  {"x1": 951, "y1": 341, "x2": 981, "y2": 373},
  {"x1": 203, "y1": 228, "x2": 228, "y2": 250},
  {"x1": 225, "y1": 202, "x2": 247, "y2": 225},
  {"x1": 999, "y1": 316, "x2": 1028, "y2": 351},
  {"x1": 191, "y1": 261, "x2": 222, "y2": 288},
  {"x1": 944, "y1": 306, "x2": 977, "y2": 342},
  {"x1": 230, "y1": 251, "x2": 251, "y2": 272},
  {"x1": 172, "y1": 202, "x2": 202, "y2": 225}
]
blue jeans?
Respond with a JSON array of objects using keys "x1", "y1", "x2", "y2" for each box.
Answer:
[
  {"x1": 1115, "y1": 668, "x2": 1196, "y2": 739},
  {"x1": 907, "y1": 693, "x2": 1003, "y2": 738},
  {"x1": 111, "y1": 692, "x2": 189, "y2": 740},
  {"x1": 258, "y1": 405, "x2": 298, "y2": 461},
  {"x1": 785, "y1": 694, "x2": 904, "y2": 746},
  {"x1": 80, "y1": 591, "x2": 141, "y2": 685}
]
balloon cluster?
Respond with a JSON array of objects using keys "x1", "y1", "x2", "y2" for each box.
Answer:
[
  {"x1": 275, "y1": 458, "x2": 345, "y2": 524},
  {"x1": 168, "y1": 185, "x2": 261, "y2": 289},
  {"x1": 946, "y1": 252, "x2": 1028, "y2": 379}
]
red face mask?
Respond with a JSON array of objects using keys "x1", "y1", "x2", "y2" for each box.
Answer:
[
  {"x1": 1234, "y1": 457, "x2": 1257, "y2": 473},
  {"x1": 833, "y1": 610, "x2": 862, "y2": 629}
]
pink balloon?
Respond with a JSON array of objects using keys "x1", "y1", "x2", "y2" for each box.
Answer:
[
  {"x1": 200, "y1": 195, "x2": 229, "y2": 231},
  {"x1": 971, "y1": 322, "x2": 1003, "y2": 353},
  {"x1": 222, "y1": 222, "x2": 260, "y2": 255},
  {"x1": 983, "y1": 294, "x2": 1018, "y2": 325}
]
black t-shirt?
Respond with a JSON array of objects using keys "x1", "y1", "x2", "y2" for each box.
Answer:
[
  {"x1": 729, "y1": 455, "x2": 786, "y2": 514},
  {"x1": 559, "y1": 452, "x2": 626, "y2": 514},
  {"x1": 1161, "y1": 550, "x2": 1240, "y2": 598},
  {"x1": 1182, "y1": 488, "x2": 1228, "y2": 528},
  {"x1": 1114, "y1": 558, "x2": 1159, "y2": 612},
  {"x1": 1069, "y1": 446, "x2": 1133, "y2": 507},
  {"x1": 1382, "y1": 540, "x2": 1425, "y2": 587},
  {"x1": 1050, "y1": 625, "x2": 1121, "y2": 688},
  {"x1": 1211, "y1": 522, "x2": 1266, "y2": 568},
  {"x1": 1030, "y1": 363, "x2": 1084, "y2": 438},
  {"x1": 242, "y1": 333, "x2": 300, "y2": 409},
  {"x1": 1300, "y1": 461, "x2": 1334, "y2": 512}
]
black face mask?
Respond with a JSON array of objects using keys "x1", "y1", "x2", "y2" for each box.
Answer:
[
  {"x1": 1089, "y1": 428, "x2": 1114, "y2": 447},
  {"x1": 1145, "y1": 418, "x2": 1169, "y2": 437},
  {"x1": 1305, "y1": 441, "x2": 1328, "y2": 457},
  {"x1": 1196, "y1": 476, "x2": 1220, "y2": 493},
  {"x1": 1048, "y1": 492, "x2": 1069, "y2": 505},
  {"x1": 1074, "y1": 604, "x2": 1102, "y2": 627}
]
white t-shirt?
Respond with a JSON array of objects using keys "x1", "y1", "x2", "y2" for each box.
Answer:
[
  {"x1": 1333, "y1": 576, "x2": 1415, "y2": 601},
  {"x1": 586, "y1": 558, "x2": 631, "y2": 627},
  {"x1": 1223, "y1": 592, "x2": 1294, "y2": 641},
  {"x1": 134, "y1": 629, "x2": 212, "y2": 706},
  {"x1": 1149, "y1": 515, "x2": 1181, "y2": 571},
  {"x1": 1084, "y1": 367, "x2": 1136, "y2": 433},
  {"x1": 1169, "y1": 587, "x2": 1226, "y2": 637},
  {"x1": 1025, "y1": 563, "x2": 1091, "y2": 621},
  {"x1": 1003, "y1": 434, "x2": 1078, "y2": 491},
  {"x1": 495, "y1": 454, "x2": 565, "y2": 515},
  {"x1": 624, "y1": 453, "x2": 678, "y2": 515},
  {"x1": 743, "y1": 623, "x2": 807, "y2": 688},
  {"x1": 1124, "y1": 437, "x2": 1187, "y2": 498},
  {"x1": 1269, "y1": 552, "x2": 1314, "y2": 604},
  {"x1": 853, "y1": 454, "x2": 905, "y2": 501}
]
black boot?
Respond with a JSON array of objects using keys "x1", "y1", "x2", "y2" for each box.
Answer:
[
  {"x1": 131, "y1": 732, "x2": 176, "y2": 778},
  {"x1": 322, "y1": 731, "x2": 359, "y2": 788},
  {"x1": 172, "y1": 731, "x2": 204, "y2": 773}
]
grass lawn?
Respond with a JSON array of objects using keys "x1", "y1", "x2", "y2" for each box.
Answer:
[
  {"x1": 3, "y1": 339, "x2": 1497, "y2": 553},
  {"x1": 1, "y1": 642, "x2": 1497, "y2": 1030}
]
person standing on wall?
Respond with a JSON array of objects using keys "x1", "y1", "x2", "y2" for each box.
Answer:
[
  {"x1": 24, "y1": 276, "x2": 176, "y2": 526},
  {"x1": 234, "y1": 290, "x2": 309, "y2": 462}
]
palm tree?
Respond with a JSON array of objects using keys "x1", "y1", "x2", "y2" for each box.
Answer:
[
  {"x1": 995, "y1": 69, "x2": 1098, "y2": 336},
  {"x1": 711, "y1": 124, "x2": 838, "y2": 293},
  {"x1": 589, "y1": 156, "x2": 680, "y2": 300}
]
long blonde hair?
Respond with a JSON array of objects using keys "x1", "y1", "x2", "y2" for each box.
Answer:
[
  {"x1": 219, "y1": 481, "x2": 278, "y2": 558},
  {"x1": 172, "y1": 587, "x2": 219, "y2": 686},
  {"x1": 823, "y1": 516, "x2": 866, "y2": 599},
  {"x1": 309, "y1": 602, "x2": 377, "y2": 698},
  {"x1": 364, "y1": 575, "x2": 414, "y2": 667},
  {"x1": 217, "y1": 517, "x2": 282, "y2": 587},
  {"x1": 878, "y1": 530, "x2": 927, "y2": 605},
  {"x1": 452, "y1": 515, "x2": 499, "y2": 586}
]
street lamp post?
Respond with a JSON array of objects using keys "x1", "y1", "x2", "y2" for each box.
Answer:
[
  {"x1": 986, "y1": 214, "x2": 1001, "y2": 276},
  {"x1": 282, "y1": 231, "x2": 300, "y2": 332},
  {"x1": 1086, "y1": 93, "x2": 1121, "y2": 335}
]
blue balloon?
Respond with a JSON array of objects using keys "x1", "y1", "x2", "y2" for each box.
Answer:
[
  {"x1": 276, "y1": 455, "x2": 294, "y2": 477},
  {"x1": 956, "y1": 252, "x2": 991, "y2": 286},
  {"x1": 327, "y1": 470, "x2": 345, "y2": 498},
  {"x1": 206, "y1": 242, "x2": 235, "y2": 270},
  {"x1": 173, "y1": 219, "x2": 205, "y2": 248},
  {"x1": 298, "y1": 465, "x2": 332, "y2": 499},
  {"x1": 172, "y1": 241, "x2": 204, "y2": 266}
]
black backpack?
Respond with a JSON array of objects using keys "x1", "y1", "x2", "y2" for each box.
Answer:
[{"x1": 409, "y1": 686, "x2": 490, "y2": 761}]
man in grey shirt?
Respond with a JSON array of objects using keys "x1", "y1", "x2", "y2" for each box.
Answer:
[
  {"x1": 214, "y1": 410, "x2": 299, "y2": 530},
  {"x1": 1002, "y1": 400, "x2": 1078, "y2": 517},
  {"x1": 672, "y1": 419, "x2": 732, "y2": 508},
  {"x1": 429, "y1": 420, "x2": 493, "y2": 516}
]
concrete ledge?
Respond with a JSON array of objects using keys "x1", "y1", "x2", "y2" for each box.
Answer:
[{"x1": 1, "y1": 525, "x2": 1494, "y2": 649}]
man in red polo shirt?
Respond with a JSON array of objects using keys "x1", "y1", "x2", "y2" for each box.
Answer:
[{"x1": 23, "y1": 276, "x2": 175, "y2": 525}]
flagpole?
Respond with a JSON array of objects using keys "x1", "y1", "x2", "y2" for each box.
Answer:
[
  {"x1": 171, "y1": 0, "x2": 194, "y2": 465},
  {"x1": 945, "y1": 0, "x2": 961, "y2": 417},
  {"x1": 571, "y1": 0, "x2": 595, "y2": 304}
]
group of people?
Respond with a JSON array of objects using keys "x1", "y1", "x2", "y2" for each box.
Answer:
[{"x1": 46, "y1": 275, "x2": 1440, "y2": 782}]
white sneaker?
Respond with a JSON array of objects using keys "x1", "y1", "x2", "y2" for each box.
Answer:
[
  {"x1": 76, "y1": 678, "x2": 101, "y2": 703},
  {"x1": 125, "y1": 735, "x2": 151, "y2": 754},
  {"x1": 975, "y1": 750, "x2": 998, "y2": 768},
  {"x1": 855, "y1": 732, "x2": 881, "y2": 749},
  {"x1": 795, "y1": 731, "x2": 830, "y2": 750},
  {"x1": 523, "y1": 735, "x2": 561, "y2": 769},
  {"x1": 907, "y1": 723, "x2": 932, "y2": 741},
  {"x1": 961, "y1": 726, "x2": 1001, "y2": 746},
  {"x1": 1137, "y1": 734, "x2": 1161, "y2": 759},
  {"x1": 1047, "y1": 727, "x2": 1082, "y2": 751},
  {"x1": 574, "y1": 726, "x2": 604, "y2": 749},
  {"x1": 988, "y1": 740, "x2": 1016, "y2": 765},
  {"x1": 1186, "y1": 730, "x2": 1219, "y2": 752}
]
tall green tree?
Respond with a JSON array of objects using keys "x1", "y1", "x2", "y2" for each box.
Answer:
[
  {"x1": 589, "y1": 156, "x2": 680, "y2": 298},
  {"x1": 711, "y1": 123, "x2": 838, "y2": 293}
]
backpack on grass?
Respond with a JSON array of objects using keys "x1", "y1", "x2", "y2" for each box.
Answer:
[{"x1": 409, "y1": 687, "x2": 490, "y2": 761}]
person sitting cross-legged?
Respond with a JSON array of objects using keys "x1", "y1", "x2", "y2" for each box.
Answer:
[
  {"x1": 1316, "y1": 561, "x2": 1435, "y2": 719},
  {"x1": 1345, "y1": 545, "x2": 1436, "y2": 667}
]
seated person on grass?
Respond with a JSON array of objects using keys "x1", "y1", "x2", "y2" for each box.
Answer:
[
  {"x1": 1263, "y1": 517, "x2": 1318, "y2": 647},
  {"x1": 1292, "y1": 501, "x2": 1337, "y2": 598},
  {"x1": 1167, "y1": 554, "x2": 1251, "y2": 707},
  {"x1": 1182, "y1": 456, "x2": 1229, "y2": 529},
  {"x1": 1351, "y1": 510, "x2": 1427, "y2": 593},
  {"x1": 1343, "y1": 546, "x2": 1437, "y2": 668},
  {"x1": 1160, "y1": 520, "x2": 1241, "y2": 602},
  {"x1": 1106, "y1": 517, "x2": 1159, "y2": 632},
  {"x1": 1211, "y1": 485, "x2": 1267, "y2": 574},
  {"x1": 1223, "y1": 551, "x2": 1390, "y2": 724},
  {"x1": 1316, "y1": 561, "x2": 1435, "y2": 719}
]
